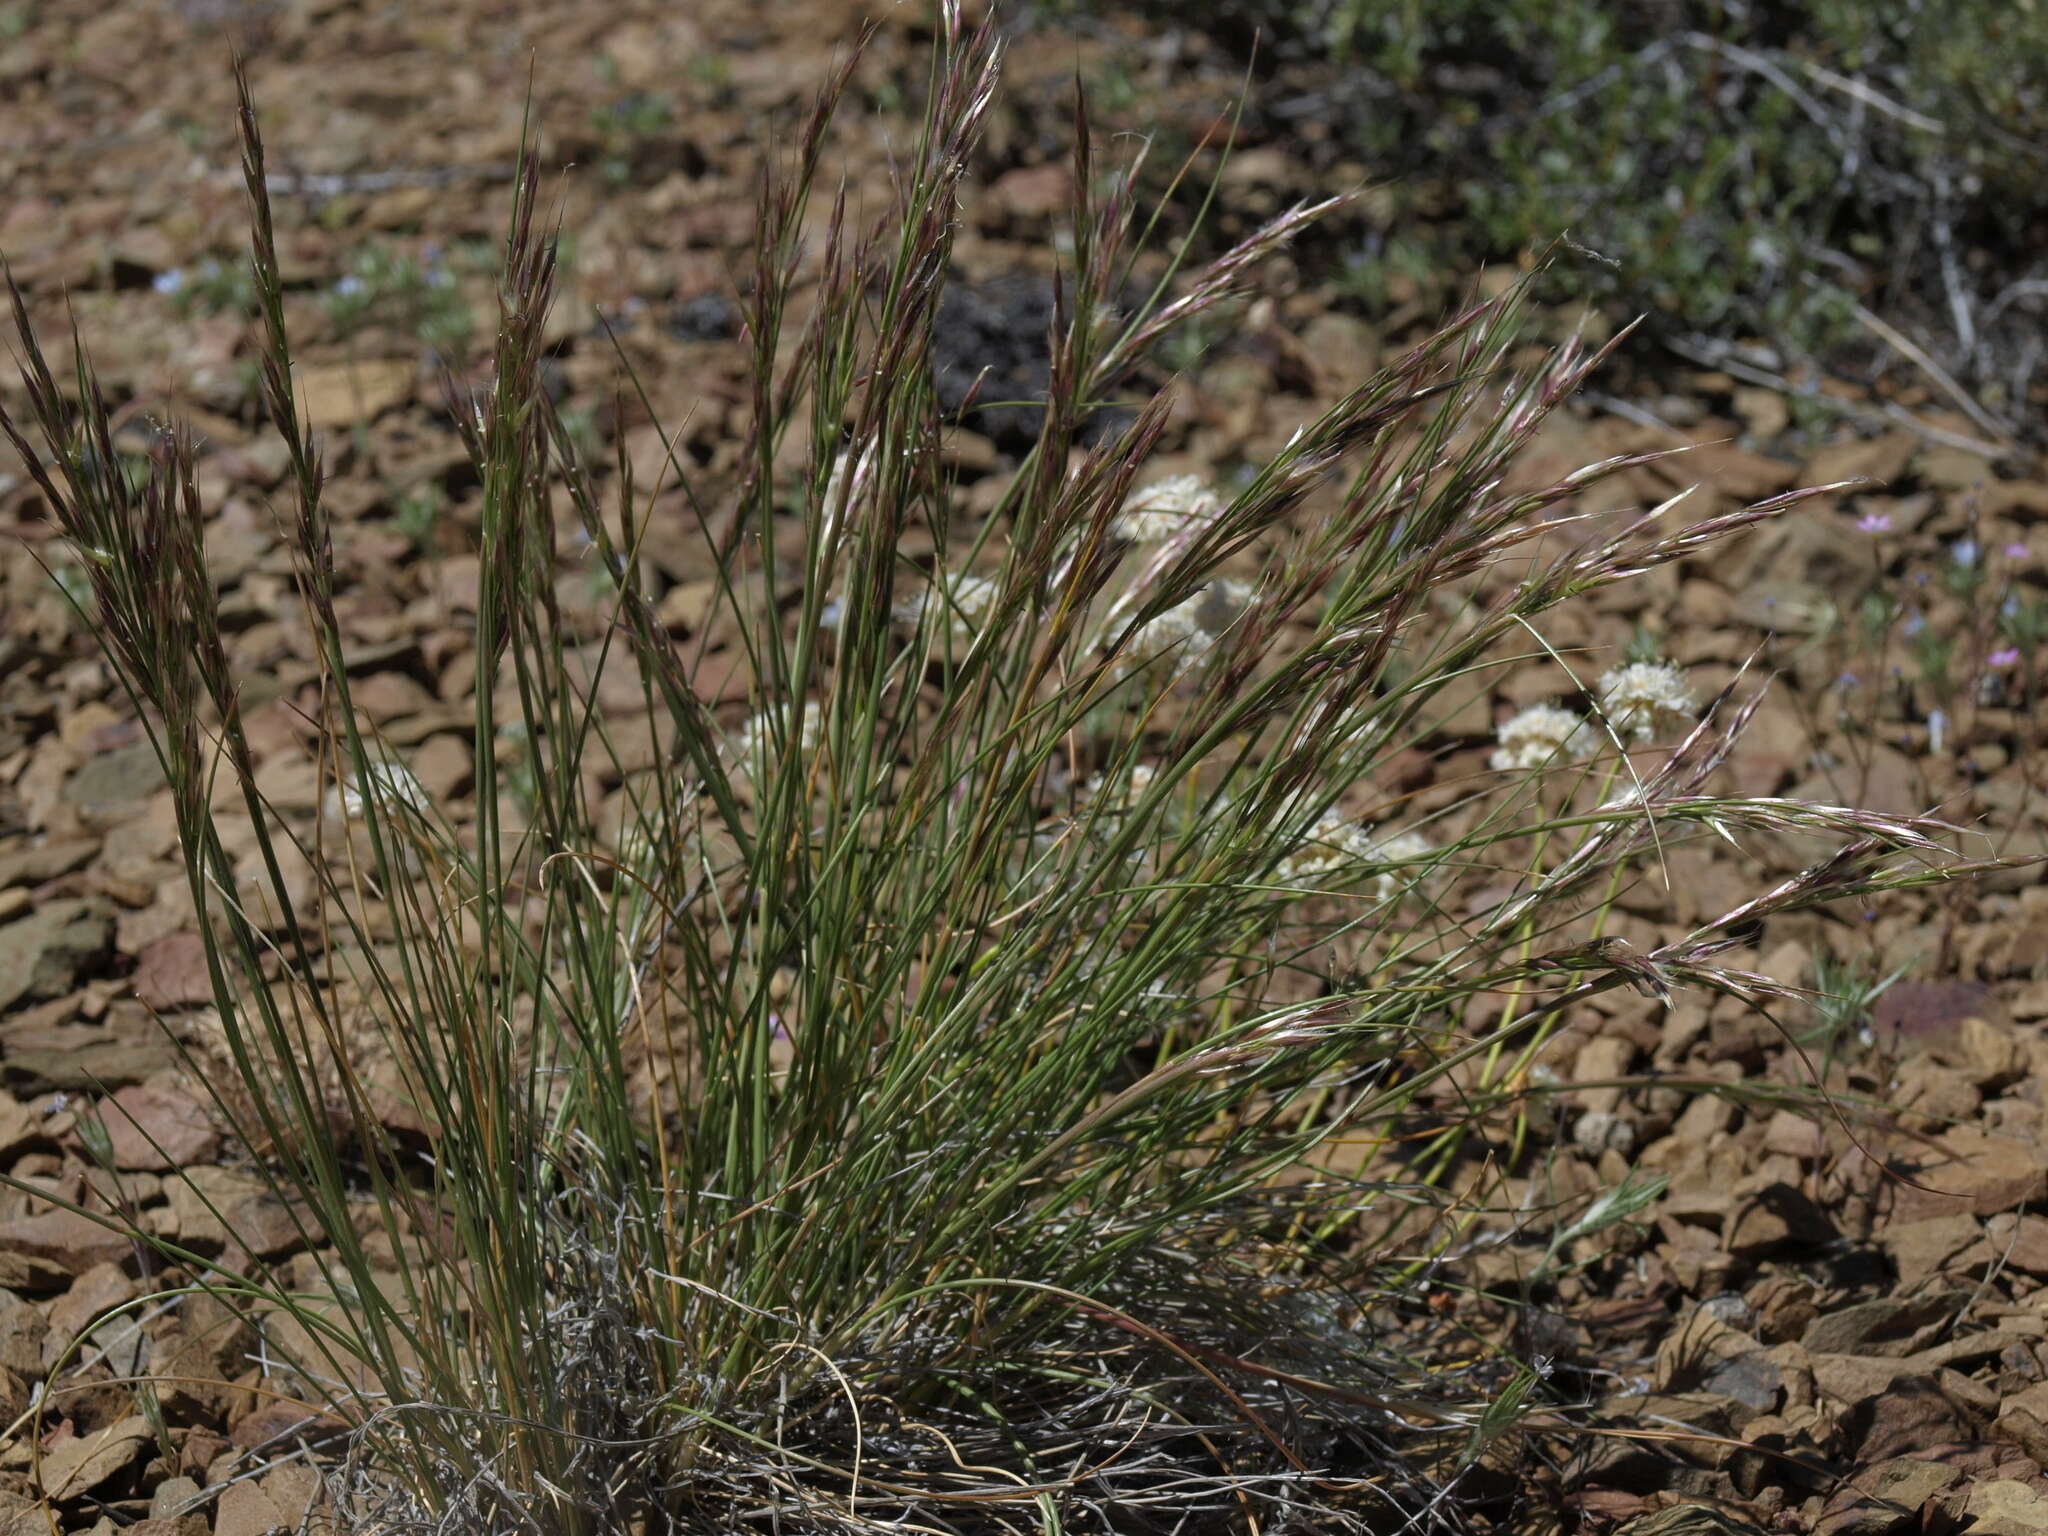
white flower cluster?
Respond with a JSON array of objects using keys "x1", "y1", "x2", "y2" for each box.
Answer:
[
  {"x1": 1126, "y1": 579, "x2": 1254, "y2": 666},
  {"x1": 1596, "y1": 661, "x2": 1695, "y2": 743},
  {"x1": 1276, "y1": 810, "x2": 1433, "y2": 902},
  {"x1": 1490, "y1": 663, "x2": 1697, "y2": 769},
  {"x1": 897, "y1": 571, "x2": 1003, "y2": 649},
  {"x1": 1114, "y1": 474, "x2": 1223, "y2": 543},
  {"x1": 1491, "y1": 702, "x2": 1595, "y2": 771},
  {"x1": 328, "y1": 760, "x2": 430, "y2": 822},
  {"x1": 1080, "y1": 762, "x2": 1157, "y2": 814},
  {"x1": 732, "y1": 701, "x2": 825, "y2": 766}
]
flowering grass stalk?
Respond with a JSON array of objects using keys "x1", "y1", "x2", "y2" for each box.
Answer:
[{"x1": 0, "y1": 9, "x2": 1998, "y2": 1532}]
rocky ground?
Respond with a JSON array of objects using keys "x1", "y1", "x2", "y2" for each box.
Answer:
[{"x1": 3, "y1": 2, "x2": 2048, "y2": 1534}]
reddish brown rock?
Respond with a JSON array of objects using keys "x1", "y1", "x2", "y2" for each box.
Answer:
[
  {"x1": 126, "y1": 1519, "x2": 209, "y2": 1536},
  {"x1": 1813, "y1": 1457, "x2": 1962, "y2": 1536},
  {"x1": 45, "y1": 1260, "x2": 138, "y2": 1349},
  {"x1": 96, "y1": 1082, "x2": 219, "y2": 1171},
  {"x1": 1959, "y1": 1478, "x2": 2048, "y2": 1536},
  {"x1": 214, "y1": 1478, "x2": 291, "y2": 1536},
  {"x1": 1727, "y1": 1180, "x2": 1835, "y2": 1258},
  {"x1": 1893, "y1": 1127, "x2": 2048, "y2": 1220},
  {"x1": 34, "y1": 1414, "x2": 152, "y2": 1500},
  {"x1": 130, "y1": 932, "x2": 217, "y2": 1013},
  {"x1": 1995, "y1": 1382, "x2": 2048, "y2": 1467},
  {"x1": 0, "y1": 1207, "x2": 131, "y2": 1284},
  {"x1": 1882, "y1": 1213, "x2": 1994, "y2": 1287},
  {"x1": 1987, "y1": 1213, "x2": 2048, "y2": 1277}
]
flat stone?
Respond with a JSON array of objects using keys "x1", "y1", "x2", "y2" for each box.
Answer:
[
  {"x1": 1761, "y1": 1109, "x2": 1827, "y2": 1161},
  {"x1": 1727, "y1": 1181, "x2": 1835, "y2": 1257},
  {"x1": 1700, "y1": 1349, "x2": 1784, "y2": 1412},
  {"x1": 1987, "y1": 1213, "x2": 2048, "y2": 1277},
  {"x1": 0, "y1": 837, "x2": 98, "y2": 889},
  {"x1": 126, "y1": 1519, "x2": 209, "y2": 1536},
  {"x1": 0, "y1": 1092, "x2": 41, "y2": 1161},
  {"x1": 0, "y1": 1033, "x2": 181, "y2": 1093},
  {"x1": 35, "y1": 1414, "x2": 151, "y2": 1500},
  {"x1": 1996, "y1": 1381, "x2": 2048, "y2": 1466},
  {"x1": 1882, "y1": 1213, "x2": 1993, "y2": 1286},
  {"x1": 97, "y1": 1082, "x2": 219, "y2": 1170},
  {"x1": 130, "y1": 932, "x2": 217, "y2": 1013},
  {"x1": 1812, "y1": 1353, "x2": 1912, "y2": 1405},
  {"x1": 296, "y1": 356, "x2": 416, "y2": 430},
  {"x1": 0, "y1": 1302, "x2": 48, "y2": 1375},
  {"x1": 46, "y1": 1259, "x2": 138, "y2": 1347},
  {"x1": 148, "y1": 1477, "x2": 204, "y2": 1519},
  {"x1": 160, "y1": 1166, "x2": 305, "y2": 1259},
  {"x1": 61, "y1": 743, "x2": 165, "y2": 817},
  {"x1": 1847, "y1": 1372, "x2": 1971, "y2": 1460},
  {"x1": 1804, "y1": 1298, "x2": 1936, "y2": 1357},
  {"x1": 0, "y1": 1206, "x2": 131, "y2": 1284},
  {"x1": 214, "y1": 1478, "x2": 291, "y2": 1536},
  {"x1": 1894, "y1": 1126, "x2": 2048, "y2": 1220},
  {"x1": 1813, "y1": 1458, "x2": 1962, "y2": 1536},
  {"x1": 1963, "y1": 1480, "x2": 2048, "y2": 1536},
  {"x1": 0, "y1": 899, "x2": 114, "y2": 1013}
]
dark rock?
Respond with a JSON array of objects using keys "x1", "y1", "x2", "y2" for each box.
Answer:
[
  {"x1": 667, "y1": 290, "x2": 735, "y2": 341},
  {"x1": 930, "y1": 271, "x2": 1137, "y2": 451}
]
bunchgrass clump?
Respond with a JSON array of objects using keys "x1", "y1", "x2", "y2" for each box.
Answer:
[{"x1": 0, "y1": 8, "x2": 1994, "y2": 1532}]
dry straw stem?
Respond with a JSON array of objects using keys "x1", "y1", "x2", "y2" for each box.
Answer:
[{"x1": 0, "y1": 5, "x2": 1998, "y2": 1532}]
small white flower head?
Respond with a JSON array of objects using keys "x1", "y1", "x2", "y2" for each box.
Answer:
[
  {"x1": 1115, "y1": 474, "x2": 1223, "y2": 543},
  {"x1": 732, "y1": 701, "x2": 825, "y2": 767},
  {"x1": 1080, "y1": 762, "x2": 1157, "y2": 814},
  {"x1": 1491, "y1": 702, "x2": 1596, "y2": 771},
  {"x1": 327, "y1": 760, "x2": 429, "y2": 822},
  {"x1": 897, "y1": 571, "x2": 1002, "y2": 649},
  {"x1": 1126, "y1": 579, "x2": 1254, "y2": 666},
  {"x1": 1277, "y1": 812, "x2": 1432, "y2": 902},
  {"x1": 1275, "y1": 810, "x2": 1364, "y2": 884},
  {"x1": 1596, "y1": 661, "x2": 1695, "y2": 744}
]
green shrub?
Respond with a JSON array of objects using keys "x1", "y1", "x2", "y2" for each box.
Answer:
[
  {"x1": 1111, "y1": 0, "x2": 2047, "y2": 399},
  {"x1": 3, "y1": 7, "x2": 1986, "y2": 1531}
]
